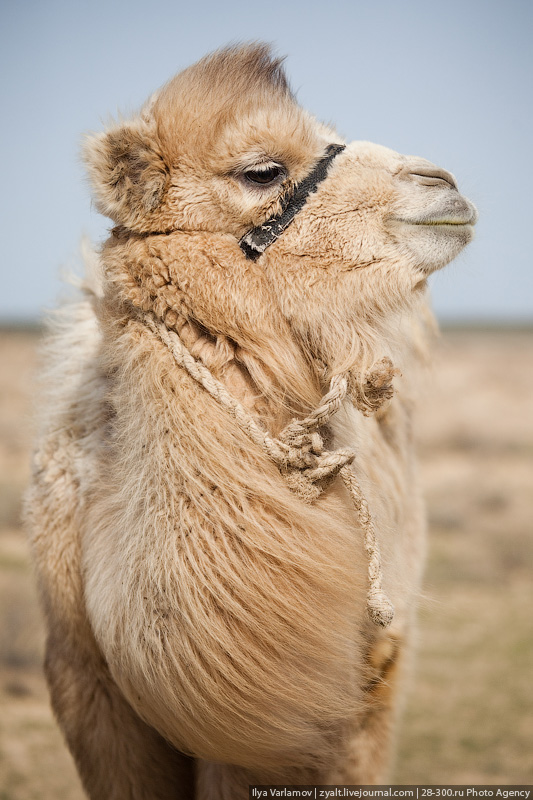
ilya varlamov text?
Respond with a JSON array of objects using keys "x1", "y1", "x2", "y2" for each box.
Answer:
[{"x1": 250, "y1": 791, "x2": 532, "y2": 799}]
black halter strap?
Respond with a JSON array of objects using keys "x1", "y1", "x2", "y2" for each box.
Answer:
[{"x1": 239, "y1": 143, "x2": 346, "y2": 261}]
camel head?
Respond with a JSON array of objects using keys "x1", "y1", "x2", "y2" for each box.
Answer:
[{"x1": 84, "y1": 43, "x2": 477, "y2": 381}]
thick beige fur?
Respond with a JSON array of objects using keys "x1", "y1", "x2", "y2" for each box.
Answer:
[{"x1": 25, "y1": 44, "x2": 476, "y2": 799}]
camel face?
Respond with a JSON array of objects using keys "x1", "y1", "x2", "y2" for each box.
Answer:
[
  {"x1": 262, "y1": 140, "x2": 477, "y2": 276},
  {"x1": 84, "y1": 46, "x2": 476, "y2": 305}
]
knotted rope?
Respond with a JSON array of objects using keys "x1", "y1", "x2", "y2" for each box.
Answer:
[{"x1": 142, "y1": 311, "x2": 394, "y2": 628}]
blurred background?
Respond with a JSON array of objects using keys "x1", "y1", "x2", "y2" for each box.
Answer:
[{"x1": 0, "y1": 0, "x2": 531, "y2": 794}]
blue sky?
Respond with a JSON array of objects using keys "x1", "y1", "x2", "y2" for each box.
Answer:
[{"x1": 1, "y1": 0, "x2": 532, "y2": 322}]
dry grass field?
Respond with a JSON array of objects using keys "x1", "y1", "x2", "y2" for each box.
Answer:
[{"x1": 0, "y1": 325, "x2": 531, "y2": 796}]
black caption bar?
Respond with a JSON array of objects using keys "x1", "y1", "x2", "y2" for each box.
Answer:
[{"x1": 249, "y1": 787, "x2": 532, "y2": 800}]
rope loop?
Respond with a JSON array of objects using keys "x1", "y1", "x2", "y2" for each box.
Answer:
[{"x1": 141, "y1": 311, "x2": 394, "y2": 628}]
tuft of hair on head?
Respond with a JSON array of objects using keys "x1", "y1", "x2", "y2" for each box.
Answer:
[
  {"x1": 152, "y1": 42, "x2": 294, "y2": 160},
  {"x1": 216, "y1": 41, "x2": 291, "y2": 96},
  {"x1": 156, "y1": 41, "x2": 293, "y2": 113}
]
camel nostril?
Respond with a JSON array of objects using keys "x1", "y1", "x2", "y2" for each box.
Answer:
[{"x1": 400, "y1": 163, "x2": 458, "y2": 190}]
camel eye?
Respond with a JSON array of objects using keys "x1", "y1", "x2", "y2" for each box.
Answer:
[{"x1": 243, "y1": 164, "x2": 285, "y2": 186}]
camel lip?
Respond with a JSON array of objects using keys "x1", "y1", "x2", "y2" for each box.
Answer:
[
  {"x1": 391, "y1": 205, "x2": 478, "y2": 228},
  {"x1": 411, "y1": 220, "x2": 475, "y2": 228},
  {"x1": 391, "y1": 216, "x2": 477, "y2": 229}
]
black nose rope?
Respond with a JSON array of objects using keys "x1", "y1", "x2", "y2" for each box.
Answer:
[{"x1": 239, "y1": 143, "x2": 346, "y2": 261}]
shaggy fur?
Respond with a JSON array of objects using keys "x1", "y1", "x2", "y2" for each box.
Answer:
[{"x1": 25, "y1": 44, "x2": 476, "y2": 799}]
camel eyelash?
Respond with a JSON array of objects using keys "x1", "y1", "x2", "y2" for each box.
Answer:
[{"x1": 241, "y1": 163, "x2": 287, "y2": 188}]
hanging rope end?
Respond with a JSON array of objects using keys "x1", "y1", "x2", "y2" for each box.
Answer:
[{"x1": 367, "y1": 589, "x2": 395, "y2": 628}]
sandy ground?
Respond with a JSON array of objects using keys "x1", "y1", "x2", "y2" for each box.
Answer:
[{"x1": 0, "y1": 326, "x2": 531, "y2": 796}]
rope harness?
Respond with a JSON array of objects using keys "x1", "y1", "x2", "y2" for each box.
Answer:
[{"x1": 143, "y1": 311, "x2": 395, "y2": 628}]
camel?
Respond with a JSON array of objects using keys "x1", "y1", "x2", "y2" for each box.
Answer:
[{"x1": 25, "y1": 44, "x2": 477, "y2": 799}]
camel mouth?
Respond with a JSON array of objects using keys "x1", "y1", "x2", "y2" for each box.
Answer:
[
  {"x1": 390, "y1": 190, "x2": 478, "y2": 231},
  {"x1": 411, "y1": 218, "x2": 477, "y2": 228},
  {"x1": 392, "y1": 210, "x2": 478, "y2": 228}
]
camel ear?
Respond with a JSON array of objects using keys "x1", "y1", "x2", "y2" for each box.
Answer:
[{"x1": 83, "y1": 119, "x2": 169, "y2": 227}]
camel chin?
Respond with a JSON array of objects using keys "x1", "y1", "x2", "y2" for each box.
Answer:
[{"x1": 395, "y1": 218, "x2": 477, "y2": 274}]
